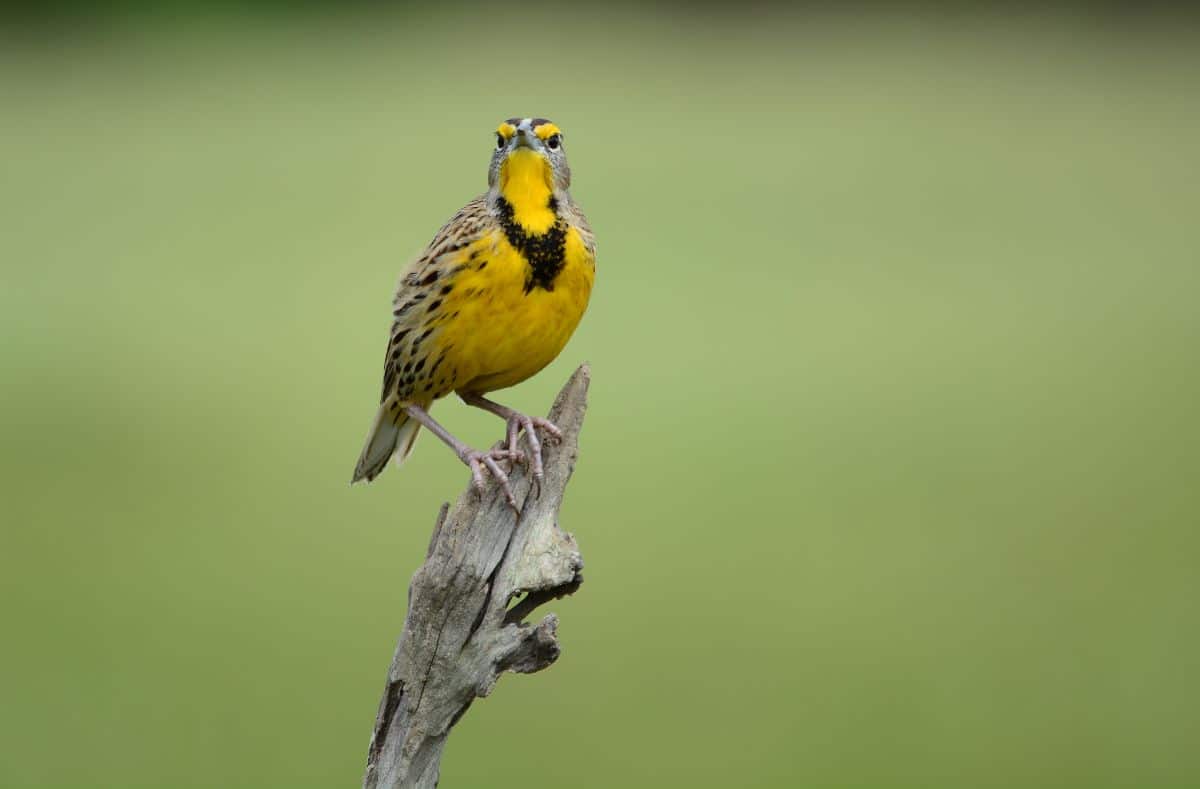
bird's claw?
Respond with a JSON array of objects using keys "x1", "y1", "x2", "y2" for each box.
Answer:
[
  {"x1": 462, "y1": 448, "x2": 524, "y2": 510},
  {"x1": 504, "y1": 415, "x2": 562, "y2": 486}
]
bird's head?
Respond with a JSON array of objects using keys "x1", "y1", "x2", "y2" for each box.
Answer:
[{"x1": 488, "y1": 117, "x2": 571, "y2": 194}]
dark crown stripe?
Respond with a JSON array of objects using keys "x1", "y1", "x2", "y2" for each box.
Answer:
[{"x1": 503, "y1": 117, "x2": 555, "y2": 129}]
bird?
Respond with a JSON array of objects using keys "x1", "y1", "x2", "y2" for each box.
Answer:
[{"x1": 351, "y1": 117, "x2": 596, "y2": 508}]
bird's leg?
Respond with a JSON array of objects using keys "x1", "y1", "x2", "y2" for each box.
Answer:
[
  {"x1": 403, "y1": 404, "x2": 524, "y2": 510},
  {"x1": 458, "y1": 393, "x2": 563, "y2": 484}
]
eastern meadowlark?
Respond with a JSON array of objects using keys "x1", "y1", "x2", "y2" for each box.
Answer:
[{"x1": 352, "y1": 118, "x2": 596, "y2": 506}]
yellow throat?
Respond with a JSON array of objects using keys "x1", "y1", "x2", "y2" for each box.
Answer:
[{"x1": 498, "y1": 149, "x2": 557, "y2": 234}]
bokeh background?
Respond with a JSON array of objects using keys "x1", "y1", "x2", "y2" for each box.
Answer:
[{"x1": 3, "y1": 4, "x2": 1199, "y2": 787}]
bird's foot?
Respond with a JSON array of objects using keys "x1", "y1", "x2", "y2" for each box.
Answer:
[
  {"x1": 460, "y1": 447, "x2": 525, "y2": 510},
  {"x1": 503, "y1": 413, "x2": 563, "y2": 485}
]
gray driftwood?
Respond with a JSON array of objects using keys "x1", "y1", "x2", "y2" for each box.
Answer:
[{"x1": 362, "y1": 366, "x2": 590, "y2": 789}]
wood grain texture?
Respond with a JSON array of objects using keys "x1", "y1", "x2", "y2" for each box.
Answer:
[{"x1": 363, "y1": 366, "x2": 590, "y2": 789}]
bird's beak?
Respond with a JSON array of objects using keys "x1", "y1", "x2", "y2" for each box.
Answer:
[{"x1": 514, "y1": 128, "x2": 536, "y2": 149}]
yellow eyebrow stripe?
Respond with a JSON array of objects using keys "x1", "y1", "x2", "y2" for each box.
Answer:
[
  {"x1": 533, "y1": 122, "x2": 561, "y2": 140},
  {"x1": 497, "y1": 122, "x2": 517, "y2": 139}
]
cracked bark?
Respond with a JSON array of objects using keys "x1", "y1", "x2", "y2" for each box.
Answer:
[{"x1": 362, "y1": 366, "x2": 590, "y2": 789}]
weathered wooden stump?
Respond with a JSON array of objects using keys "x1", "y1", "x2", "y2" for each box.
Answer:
[{"x1": 363, "y1": 366, "x2": 590, "y2": 789}]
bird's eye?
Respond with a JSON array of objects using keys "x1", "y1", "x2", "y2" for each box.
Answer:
[
  {"x1": 546, "y1": 134, "x2": 561, "y2": 150},
  {"x1": 495, "y1": 133, "x2": 505, "y2": 150}
]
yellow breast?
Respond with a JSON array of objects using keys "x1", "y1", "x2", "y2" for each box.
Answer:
[{"x1": 433, "y1": 226, "x2": 594, "y2": 395}]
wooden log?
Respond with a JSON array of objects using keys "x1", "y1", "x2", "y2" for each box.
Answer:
[{"x1": 363, "y1": 366, "x2": 590, "y2": 789}]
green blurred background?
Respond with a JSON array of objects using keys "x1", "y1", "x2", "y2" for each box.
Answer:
[{"x1": 3, "y1": 5, "x2": 1199, "y2": 787}]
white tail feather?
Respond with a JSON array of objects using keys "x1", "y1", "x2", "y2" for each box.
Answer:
[{"x1": 351, "y1": 404, "x2": 421, "y2": 483}]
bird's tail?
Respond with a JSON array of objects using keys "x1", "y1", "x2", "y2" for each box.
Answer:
[{"x1": 351, "y1": 402, "x2": 421, "y2": 483}]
